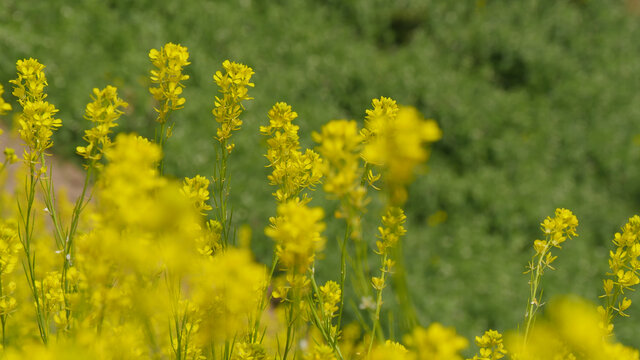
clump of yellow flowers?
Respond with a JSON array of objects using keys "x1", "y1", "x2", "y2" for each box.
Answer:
[{"x1": 0, "y1": 45, "x2": 637, "y2": 360}]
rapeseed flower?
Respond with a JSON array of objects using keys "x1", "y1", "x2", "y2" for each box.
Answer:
[
  {"x1": 10, "y1": 58, "x2": 61, "y2": 163},
  {"x1": 149, "y1": 42, "x2": 190, "y2": 125},
  {"x1": 0, "y1": 84, "x2": 11, "y2": 115},
  {"x1": 404, "y1": 323, "x2": 468, "y2": 360},
  {"x1": 362, "y1": 97, "x2": 441, "y2": 205},
  {"x1": 468, "y1": 329, "x2": 507, "y2": 360},
  {"x1": 213, "y1": 60, "x2": 254, "y2": 144},
  {"x1": 262, "y1": 102, "x2": 323, "y2": 203},
  {"x1": 76, "y1": 86, "x2": 128, "y2": 167},
  {"x1": 509, "y1": 297, "x2": 639, "y2": 360},
  {"x1": 266, "y1": 199, "x2": 326, "y2": 274},
  {"x1": 599, "y1": 214, "x2": 640, "y2": 335}
]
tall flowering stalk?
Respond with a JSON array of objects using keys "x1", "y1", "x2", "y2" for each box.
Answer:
[
  {"x1": 313, "y1": 120, "x2": 367, "y2": 333},
  {"x1": 368, "y1": 207, "x2": 406, "y2": 355},
  {"x1": 148, "y1": 42, "x2": 190, "y2": 174},
  {"x1": 10, "y1": 58, "x2": 62, "y2": 343},
  {"x1": 265, "y1": 200, "x2": 326, "y2": 360},
  {"x1": 522, "y1": 208, "x2": 578, "y2": 345},
  {"x1": 599, "y1": 215, "x2": 640, "y2": 336},
  {"x1": 211, "y1": 60, "x2": 254, "y2": 248},
  {"x1": 361, "y1": 97, "x2": 442, "y2": 332}
]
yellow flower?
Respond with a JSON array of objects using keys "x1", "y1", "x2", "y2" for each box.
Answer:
[
  {"x1": 0, "y1": 84, "x2": 12, "y2": 115},
  {"x1": 370, "y1": 340, "x2": 413, "y2": 360},
  {"x1": 318, "y1": 280, "x2": 341, "y2": 319},
  {"x1": 190, "y1": 249, "x2": 267, "y2": 344},
  {"x1": 509, "y1": 297, "x2": 639, "y2": 360},
  {"x1": 304, "y1": 344, "x2": 337, "y2": 360},
  {"x1": 76, "y1": 85, "x2": 128, "y2": 166},
  {"x1": 262, "y1": 102, "x2": 323, "y2": 202},
  {"x1": 404, "y1": 323, "x2": 469, "y2": 360},
  {"x1": 266, "y1": 199, "x2": 326, "y2": 274},
  {"x1": 361, "y1": 97, "x2": 441, "y2": 205},
  {"x1": 181, "y1": 175, "x2": 213, "y2": 214},
  {"x1": 212, "y1": 60, "x2": 254, "y2": 143},
  {"x1": 469, "y1": 329, "x2": 507, "y2": 360},
  {"x1": 149, "y1": 42, "x2": 190, "y2": 124}
]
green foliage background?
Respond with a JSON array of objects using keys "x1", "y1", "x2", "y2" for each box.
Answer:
[{"x1": 2, "y1": 0, "x2": 640, "y2": 347}]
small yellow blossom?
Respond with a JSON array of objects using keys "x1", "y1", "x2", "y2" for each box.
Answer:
[
  {"x1": 362, "y1": 97, "x2": 441, "y2": 205},
  {"x1": 213, "y1": 60, "x2": 254, "y2": 144},
  {"x1": 262, "y1": 102, "x2": 323, "y2": 202},
  {"x1": 149, "y1": 42, "x2": 190, "y2": 125},
  {"x1": 76, "y1": 85, "x2": 128, "y2": 166},
  {"x1": 468, "y1": 329, "x2": 507, "y2": 360},
  {"x1": 0, "y1": 84, "x2": 11, "y2": 115},
  {"x1": 404, "y1": 323, "x2": 469, "y2": 360},
  {"x1": 266, "y1": 199, "x2": 326, "y2": 274},
  {"x1": 181, "y1": 175, "x2": 213, "y2": 214}
]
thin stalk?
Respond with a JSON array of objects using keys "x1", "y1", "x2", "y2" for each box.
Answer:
[
  {"x1": 367, "y1": 253, "x2": 388, "y2": 356},
  {"x1": 523, "y1": 240, "x2": 550, "y2": 344}
]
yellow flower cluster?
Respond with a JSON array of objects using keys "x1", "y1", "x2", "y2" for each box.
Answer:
[
  {"x1": 318, "y1": 280, "x2": 341, "y2": 320},
  {"x1": 266, "y1": 199, "x2": 326, "y2": 274},
  {"x1": 375, "y1": 206, "x2": 407, "y2": 256},
  {"x1": 0, "y1": 84, "x2": 11, "y2": 115},
  {"x1": 261, "y1": 102, "x2": 323, "y2": 203},
  {"x1": 304, "y1": 344, "x2": 337, "y2": 360},
  {"x1": 403, "y1": 323, "x2": 469, "y2": 360},
  {"x1": 599, "y1": 214, "x2": 640, "y2": 335},
  {"x1": 509, "y1": 297, "x2": 639, "y2": 360},
  {"x1": 362, "y1": 97, "x2": 442, "y2": 205},
  {"x1": 232, "y1": 342, "x2": 268, "y2": 360},
  {"x1": 0, "y1": 221, "x2": 19, "y2": 318},
  {"x1": 36, "y1": 271, "x2": 67, "y2": 329},
  {"x1": 181, "y1": 175, "x2": 213, "y2": 215},
  {"x1": 468, "y1": 330, "x2": 507, "y2": 360},
  {"x1": 149, "y1": 42, "x2": 190, "y2": 124},
  {"x1": 312, "y1": 120, "x2": 363, "y2": 198},
  {"x1": 190, "y1": 248, "x2": 267, "y2": 343},
  {"x1": 369, "y1": 340, "x2": 411, "y2": 360},
  {"x1": 10, "y1": 58, "x2": 62, "y2": 163},
  {"x1": 76, "y1": 86, "x2": 128, "y2": 166},
  {"x1": 213, "y1": 60, "x2": 254, "y2": 144}
]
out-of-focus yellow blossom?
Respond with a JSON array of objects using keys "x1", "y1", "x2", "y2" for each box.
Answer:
[
  {"x1": 265, "y1": 199, "x2": 326, "y2": 274},
  {"x1": 181, "y1": 175, "x2": 213, "y2": 214},
  {"x1": 312, "y1": 119, "x2": 363, "y2": 198},
  {"x1": 404, "y1": 323, "x2": 468, "y2": 360},
  {"x1": 149, "y1": 42, "x2": 190, "y2": 125},
  {"x1": 0, "y1": 221, "x2": 21, "y2": 275},
  {"x1": 468, "y1": 329, "x2": 507, "y2": 360},
  {"x1": 509, "y1": 297, "x2": 639, "y2": 360},
  {"x1": 10, "y1": 58, "x2": 62, "y2": 163},
  {"x1": 3, "y1": 148, "x2": 18, "y2": 165},
  {"x1": 76, "y1": 86, "x2": 128, "y2": 167},
  {"x1": 0, "y1": 84, "x2": 11, "y2": 115},
  {"x1": 190, "y1": 248, "x2": 267, "y2": 344},
  {"x1": 232, "y1": 342, "x2": 268, "y2": 360},
  {"x1": 599, "y1": 214, "x2": 640, "y2": 335},
  {"x1": 213, "y1": 60, "x2": 254, "y2": 144},
  {"x1": 370, "y1": 340, "x2": 413, "y2": 360},
  {"x1": 35, "y1": 271, "x2": 68, "y2": 329},
  {"x1": 304, "y1": 344, "x2": 337, "y2": 360},
  {"x1": 261, "y1": 102, "x2": 323, "y2": 203},
  {"x1": 195, "y1": 219, "x2": 222, "y2": 256},
  {"x1": 361, "y1": 97, "x2": 441, "y2": 205},
  {"x1": 375, "y1": 207, "x2": 407, "y2": 256}
]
